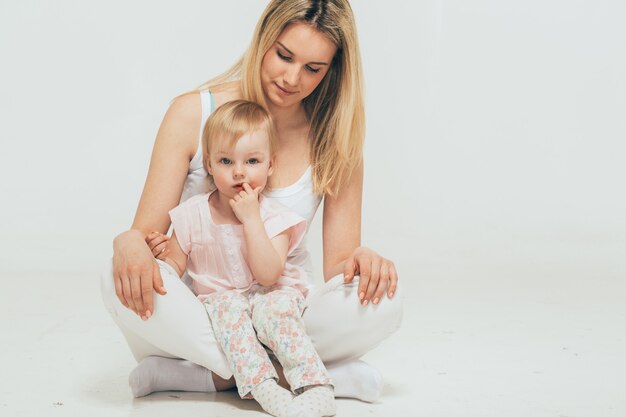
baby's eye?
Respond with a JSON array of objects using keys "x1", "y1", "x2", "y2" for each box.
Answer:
[
  {"x1": 247, "y1": 158, "x2": 259, "y2": 165},
  {"x1": 219, "y1": 158, "x2": 232, "y2": 164}
]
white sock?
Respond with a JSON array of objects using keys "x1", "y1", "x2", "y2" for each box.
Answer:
[
  {"x1": 289, "y1": 385, "x2": 336, "y2": 417},
  {"x1": 326, "y1": 360, "x2": 383, "y2": 402},
  {"x1": 128, "y1": 356, "x2": 215, "y2": 397},
  {"x1": 250, "y1": 379, "x2": 295, "y2": 417}
]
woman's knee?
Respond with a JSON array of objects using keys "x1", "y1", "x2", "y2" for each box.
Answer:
[
  {"x1": 303, "y1": 275, "x2": 404, "y2": 363},
  {"x1": 314, "y1": 274, "x2": 403, "y2": 324}
]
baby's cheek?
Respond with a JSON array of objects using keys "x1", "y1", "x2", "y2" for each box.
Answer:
[{"x1": 250, "y1": 175, "x2": 268, "y2": 190}]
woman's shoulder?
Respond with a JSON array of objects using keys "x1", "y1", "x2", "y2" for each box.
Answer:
[
  {"x1": 210, "y1": 81, "x2": 243, "y2": 108},
  {"x1": 156, "y1": 92, "x2": 203, "y2": 158},
  {"x1": 167, "y1": 92, "x2": 202, "y2": 122},
  {"x1": 169, "y1": 80, "x2": 241, "y2": 114}
]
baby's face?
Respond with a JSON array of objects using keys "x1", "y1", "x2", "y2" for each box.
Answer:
[{"x1": 207, "y1": 129, "x2": 273, "y2": 198}]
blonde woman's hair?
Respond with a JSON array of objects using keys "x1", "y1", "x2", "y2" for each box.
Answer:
[
  {"x1": 195, "y1": 0, "x2": 364, "y2": 196},
  {"x1": 202, "y1": 100, "x2": 277, "y2": 172}
]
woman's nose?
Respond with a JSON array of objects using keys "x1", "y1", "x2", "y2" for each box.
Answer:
[{"x1": 283, "y1": 64, "x2": 300, "y2": 87}]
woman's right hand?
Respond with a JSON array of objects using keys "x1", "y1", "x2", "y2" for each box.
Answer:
[{"x1": 113, "y1": 229, "x2": 167, "y2": 320}]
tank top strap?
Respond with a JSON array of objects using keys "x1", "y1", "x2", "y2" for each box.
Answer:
[
  {"x1": 189, "y1": 90, "x2": 214, "y2": 169},
  {"x1": 181, "y1": 90, "x2": 215, "y2": 202},
  {"x1": 199, "y1": 89, "x2": 214, "y2": 144},
  {"x1": 200, "y1": 89, "x2": 215, "y2": 123}
]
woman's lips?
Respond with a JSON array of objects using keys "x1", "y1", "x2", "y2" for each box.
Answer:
[{"x1": 275, "y1": 82, "x2": 296, "y2": 96}]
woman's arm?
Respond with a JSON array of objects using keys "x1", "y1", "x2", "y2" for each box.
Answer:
[
  {"x1": 322, "y1": 161, "x2": 363, "y2": 279},
  {"x1": 112, "y1": 93, "x2": 201, "y2": 319},
  {"x1": 132, "y1": 94, "x2": 201, "y2": 235},
  {"x1": 322, "y1": 161, "x2": 398, "y2": 306}
]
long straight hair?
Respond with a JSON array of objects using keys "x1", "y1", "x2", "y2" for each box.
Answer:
[{"x1": 194, "y1": 0, "x2": 365, "y2": 196}]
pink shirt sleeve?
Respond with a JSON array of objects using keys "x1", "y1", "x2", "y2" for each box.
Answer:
[
  {"x1": 169, "y1": 203, "x2": 193, "y2": 255},
  {"x1": 262, "y1": 200, "x2": 307, "y2": 255}
]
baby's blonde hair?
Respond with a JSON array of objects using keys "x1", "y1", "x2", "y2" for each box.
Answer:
[{"x1": 202, "y1": 100, "x2": 277, "y2": 172}]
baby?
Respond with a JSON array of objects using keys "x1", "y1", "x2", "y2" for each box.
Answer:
[{"x1": 161, "y1": 100, "x2": 335, "y2": 417}]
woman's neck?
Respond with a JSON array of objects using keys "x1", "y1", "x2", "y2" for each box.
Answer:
[{"x1": 267, "y1": 101, "x2": 308, "y2": 132}]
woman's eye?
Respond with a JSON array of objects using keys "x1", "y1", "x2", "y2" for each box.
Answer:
[
  {"x1": 219, "y1": 158, "x2": 232, "y2": 164},
  {"x1": 305, "y1": 65, "x2": 320, "y2": 74},
  {"x1": 247, "y1": 158, "x2": 259, "y2": 164},
  {"x1": 277, "y1": 49, "x2": 292, "y2": 62}
]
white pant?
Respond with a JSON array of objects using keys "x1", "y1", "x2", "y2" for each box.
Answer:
[{"x1": 100, "y1": 259, "x2": 403, "y2": 379}]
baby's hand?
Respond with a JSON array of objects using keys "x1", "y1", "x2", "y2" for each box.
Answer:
[
  {"x1": 229, "y1": 183, "x2": 262, "y2": 224},
  {"x1": 146, "y1": 231, "x2": 171, "y2": 260}
]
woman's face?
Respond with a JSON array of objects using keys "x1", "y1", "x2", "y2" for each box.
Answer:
[{"x1": 261, "y1": 22, "x2": 337, "y2": 109}]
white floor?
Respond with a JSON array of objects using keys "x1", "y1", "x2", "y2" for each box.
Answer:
[{"x1": 2, "y1": 261, "x2": 625, "y2": 417}]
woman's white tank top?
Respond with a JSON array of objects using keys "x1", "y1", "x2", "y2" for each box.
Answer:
[{"x1": 180, "y1": 90, "x2": 323, "y2": 283}]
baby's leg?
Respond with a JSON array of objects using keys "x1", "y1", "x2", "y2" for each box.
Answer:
[
  {"x1": 205, "y1": 290, "x2": 296, "y2": 416},
  {"x1": 251, "y1": 287, "x2": 335, "y2": 416},
  {"x1": 204, "y1": 290, "x2": 277, "y2": 398}
]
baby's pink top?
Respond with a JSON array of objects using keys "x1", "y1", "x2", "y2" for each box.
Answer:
[{"x1": 169, "y1": 191, "x2": 310, "y2": 302}]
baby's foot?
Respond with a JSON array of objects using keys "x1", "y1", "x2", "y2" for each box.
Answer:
[
  {"x1": 251, "y1": 379, "x2": 295, "y2": 417},
  {"x1": 289, "y1": 385, "x2": 336, "y2": 417}
]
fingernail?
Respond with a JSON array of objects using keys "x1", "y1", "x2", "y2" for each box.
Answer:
[
  {"x1": 373, "y1": 297, "x2": 379, "y2": 304},
  {"x1": 146, "y1": 310, "x2": 152, "y2": 319},
  {"x1": 388, "y1": 291, "x2": 394, "y2": 298},
  {"x1": 359, "y1": 292, "x2": 365, "y2": 300},
  {"x1": 161, "y1": 287, "x2": 167, "y2": 293},
  {"x1": 362, "y1": 299, "x2": 368, "y2": 306},
  {"x1": 141, "y1": 315, "x2": 147, "y2": 321}
]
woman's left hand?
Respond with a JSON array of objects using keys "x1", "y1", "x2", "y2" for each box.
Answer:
[{"x1": 343, "y1": 246, "x2": 398, "y2": 306}]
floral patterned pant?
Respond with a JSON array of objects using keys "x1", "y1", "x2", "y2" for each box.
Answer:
[{"x1": 204, "y1": 285, "x2": 332, "y2": 398}]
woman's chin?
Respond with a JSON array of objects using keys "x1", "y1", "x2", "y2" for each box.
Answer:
[{"x1": 266, "y1": 91, "x2": 299, "y2": 109}]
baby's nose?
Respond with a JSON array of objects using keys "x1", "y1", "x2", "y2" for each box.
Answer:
[{"x1": 233, "y1": 164, "x2": 245, "y2": 178}]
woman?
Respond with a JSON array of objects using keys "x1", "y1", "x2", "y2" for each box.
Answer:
[{"x1": 101, "y1": 0, "x2": 403, "y2": 403}]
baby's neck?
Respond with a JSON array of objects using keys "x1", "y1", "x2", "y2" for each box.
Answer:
[{"x1": 208, "y1": 192, "x2": 241, "y2": 225}]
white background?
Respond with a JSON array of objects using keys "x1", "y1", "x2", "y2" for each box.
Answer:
[
  {"x1": 1, "y1": 2, "x2": 626, "y2": 416},
  {"x1": 1, "y1": 1, "x2": 625, "y2": 276}
]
